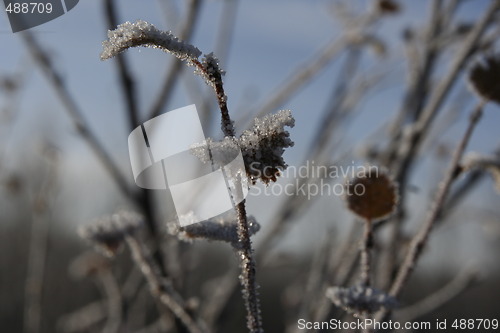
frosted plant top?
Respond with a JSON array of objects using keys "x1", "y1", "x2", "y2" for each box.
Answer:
[{"x1": 100, "y1": 20, "x2": 202, "y2": 62}]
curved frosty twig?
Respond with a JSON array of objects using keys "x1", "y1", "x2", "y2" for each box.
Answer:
[{"x1": 100, "y1": 20, "x2": 202, "y2": 62}]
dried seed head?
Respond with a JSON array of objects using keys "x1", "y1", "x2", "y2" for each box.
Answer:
[
  {"x1": 469, "y1": 54, "x2": 500, "y2": 104},
  {"x1": 78, "y1": 210, "x2": 144, "y2": 257},
  {"x1": 345, "y1": 168, "x2": 398, "y2": 222},
  {"x1": 192, "y1": 110, "x2": 295, "y2": 185},
  {"x1": 240, "y1": 110, "x2": 295, "y2": 184},
  {"x1": 326, "y1": 284, "x2": 397, "y2": 315},
  {"x1": 376, "y1": 0, "x2": 400, "y2": 14}
]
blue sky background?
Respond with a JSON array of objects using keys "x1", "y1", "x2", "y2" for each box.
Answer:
[{"x1": 1, "y1": 0, "x2": 499, "y2": 271}]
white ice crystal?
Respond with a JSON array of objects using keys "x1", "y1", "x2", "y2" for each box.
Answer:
[
  {"x1": 190, "y1": 137, "x2": 240, "y2": 168},
  {"x1": 100, "y1": 20, "x2": 202, "y2": 62},
  {"x1": 194, "y1": 52, "x2": 226, "y2": 90},
  {"x1": 190, "y1": 110, "x2": 295, "y2": 185},
  {"x1": 239, "y1": 109, "x2": 295, "y2": 184}
]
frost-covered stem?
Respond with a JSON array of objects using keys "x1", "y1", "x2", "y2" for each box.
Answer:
[
  {"x1": 235, "y1": 200, "x2": 263, "y2": 333},
  {"x1": 379, "y1": 1, "x2": 498, "y2": 292},
  {"x1": 389, "y1": 101, "x2": 484, "y2": 298},
  {"x1": 393, "y1": 0, "x2": 498, "y2": 181},
  {"x1": 214, "y1": 80, "x2": 234, "y2": 137},
  {"x1": 191, "y1": 59, "x2": 235, "y2": 137},
  {"x1": 124, "y1": 236, "x2": 206, "y2": 333},
  {"x1": 360, "y1": 219, "x2": 374, "y2": 287},
  {"x1": 98, "y1": 270, "x2": 122, "y2": 333}
]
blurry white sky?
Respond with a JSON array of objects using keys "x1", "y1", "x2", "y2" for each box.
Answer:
[{"x1": 1, "y1": 0, "x2": 499, "y2": 271}]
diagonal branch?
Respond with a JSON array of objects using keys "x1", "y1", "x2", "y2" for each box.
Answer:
[
  {"x1": 376, "y1": 100, "x2": 486, "y2": 325},
  {"x1": 20, "y1": 31, "x2": 134, "y2": 198}
]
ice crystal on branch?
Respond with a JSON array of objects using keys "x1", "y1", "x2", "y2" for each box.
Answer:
[
  {"x1": 240, "y1": 109, "x2": 295, "y2": 184},
  {"x1": 195, "y1": 53, "x2": 226, "y2": 92},
  {"x1": 100, "y1": 20, "x2": 201, "y2": 62},
  {"x1": 190, "y1": 137, "x2": 240, "y2": 168},
  {"x1": 78, "y1": 210, "x2": 144, "y2": 257},
  {"x1": 326, "y1": 284, "x2": 397, "y2": 315},
  {"x1": 100, "y1": 21, "x2": 228, "y2": 98},
  {"x1": 190, "y1": 110, "x2": 295, "y2": 185},
  {"x1": 100, "y1": 21, "x2": 235, "y2": 136}
]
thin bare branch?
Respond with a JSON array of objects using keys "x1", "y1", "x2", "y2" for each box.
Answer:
[
  {"x1": 395, "y1": 267, "x2": 478, "y2": 323},
  {"x1": 385, "y1": 100, "x2": 485, "y2": 315},
  {"x1": 20, "y1": 31, "x2": 134, "y2": 198},
  {"x1": 125, "y1": 236, "x2": 208, "y2": 333}
]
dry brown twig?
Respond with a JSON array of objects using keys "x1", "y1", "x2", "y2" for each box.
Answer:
[{"x1": 379, "y1": 101, "x2": 482, "y2": 314}]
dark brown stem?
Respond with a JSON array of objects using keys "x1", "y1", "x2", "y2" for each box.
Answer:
[
  {"x1": 360, "y1": 219, "x2": 374, "y2": 287},
  {"x1": 191, "y1": 59, "x2": 235, "y2": 137}
]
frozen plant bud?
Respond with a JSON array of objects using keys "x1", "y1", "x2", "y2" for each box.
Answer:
[
  {"x1": 240, "y1": 110, "x2": 295, "y2": 184},
  {"x1": 468, "y1": 54, "x2": 500, "y2": 104},
  {"x1": 167, "y1": 212, "x2": 260, "y2": 249},
  {"x1": 345, "y1": 168, "x2": 398, "y2": 222},
  {"x1": 326, "y1": 284, "x2": 397, "y2": 315},
  {"x1": 78, "y1": 210, "x2": 144, "y2": 257},
  {"x1": 191, "y1": 110, "x2": 295, "y2": 185},
  {"x1": 100, "y1": 20, "x2": 201, "y2": 63}
]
